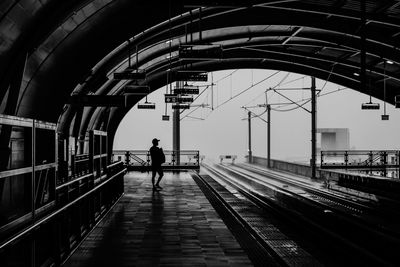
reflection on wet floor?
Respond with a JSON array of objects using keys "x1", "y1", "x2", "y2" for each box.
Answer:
[{"x1": 64, "y1": 172, "x2": 252, "y2": 267}]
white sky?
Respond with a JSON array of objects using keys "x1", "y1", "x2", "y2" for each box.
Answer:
[{"x1": 113, "y1": 69, "x2": 400, "y2": 162}]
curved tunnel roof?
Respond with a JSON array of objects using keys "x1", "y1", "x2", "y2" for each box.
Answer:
[{"x1": 1, "y1": 0, "x2": 400, "y2": 141}]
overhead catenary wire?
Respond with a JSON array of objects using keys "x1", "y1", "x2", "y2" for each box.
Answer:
[
  {"x1": 241, "y1": 107, "x2": 268, "y2": 123},
  {"x1": 273, "y1": 89, "x2": 311, "y2": 113},
  {"x1": 181, "y1": 70, "x2": 348, "y2": 121},
  {"x1": 180, "y1": 85, "x2": 212, "y2": 120},
  {"x1": 243, "y1": 90, "x2": 269, "y2": 108},
  {"x1": 215, "y1": 69, "x2": 239, "y2": 83},
  {"x1": 271, "y1": 86, "x2": 348, "y2": 112},
  {"x1": 243, "y1": 71, "x2": 289, "y2": 108},
  {"x1": 271, "y1": 99, "x2": 311, "y2": 112},
  {"x1": 181, "y1": 70, "x2": 279, "y2": 120},
  {"x1": 214, "y1": 70, "x2": 281, "y2": 110},
  {"x1": 279, "y1": 75, "x2": 307, "y2": 87},
  {"x1": 181, "y1": 103, "x2": 210, "y2": 121},
  {"x1": 230, "y1": 74, "x2": 233, "y2": 99},
  {"x1": 185, "y1": 115, "x2": 204, "y2": 121},
  {"x1": 317, "y1": 64, "x2": 335, "y2": 96},
  {"x1": 267, "y1": 72, "x2": 344, "y2": 112},
  {"x1": 182, "y1": 69, "x2": 240, "y2": 118},
  {"x1": 240, "y1": 72, "x2": 291, "y2": 122}
]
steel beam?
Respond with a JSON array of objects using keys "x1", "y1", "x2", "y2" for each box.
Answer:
[
  {"x1": 267, "y1": 104, "x2": 271, "y2": 168},
  {"x1": 173, "y1": 82, "x2": 181, "y2": 165},
  {"x1": 311, "y1": 77, "x2": 317, "y2": 179},
  {"x1": 248, "y1": 111, "x2": 252, "y2": 164}
]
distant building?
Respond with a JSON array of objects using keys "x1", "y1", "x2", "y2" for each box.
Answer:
[{"x1": 317, "y1": 128, "x2": 350, "y2": 151}]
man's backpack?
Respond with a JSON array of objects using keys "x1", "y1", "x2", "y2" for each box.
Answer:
[{"x1": 160, "y1": 148, "x2": 165, "y2": 163}]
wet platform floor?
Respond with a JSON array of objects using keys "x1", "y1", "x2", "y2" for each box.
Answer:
[{"x1": 64, "y1": 172, "x2": 252, "y2": 266}]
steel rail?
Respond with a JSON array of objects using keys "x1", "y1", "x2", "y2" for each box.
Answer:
[
  {"x1": 222, "y1": 163, "x2": 400, "y2": 238},
  {"x1": 201, "y1": 162, "x2": 393, "y2": 265}
]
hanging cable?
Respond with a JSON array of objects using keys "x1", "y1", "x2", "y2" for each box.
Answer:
[
  {"x1": 185, "y1": 115, "x2": 204, "y2": 121},
  {"x1": 241, "y1": 107, "x2": 269, "y2": 123},
  {"x1": 273, "y1": 72, "x2": 290, "y2": 89},
  {"x1": 230, "y1": 73, "x2": 233, "y2": 99},
  {"x1": 243, "y1": 90, "x2": 267, "y2": 108},
  {"x1": 216, "y1": 79, "x2": 219, "y2": 107},
  {"x1": 215, "y1": 70, "x2": 281, "y2": 110},
  {"x1": 251, "y1": 69, "x2": 254, "y2": 86},
  {"x1": 280, "y1": 75, "x2": 308, "y2": 87},
  {"x1": 318, "y1": 64, "x2": 335, "y2": 96},
  {"x1": 242, "y1": 71, "x2": 289, "y2": 112},
  {"x1": 215, "y1": 69, "x2": 238, "y2": 83},
  {"x1": 271, "y1": 87, "x2": 348, "y2": 112},
  {"x1": 181, "y1": 105, "x2": 203, "y2": 121},
  {"x1": 242, "y1": 71, "x2": 287, "y2": 107},
  {"x1": 180, "y1": 85, "x2": 211, "y2": 117},
  {"x1": 271, "y1": 99, "x2": 311, "y2": 112}
]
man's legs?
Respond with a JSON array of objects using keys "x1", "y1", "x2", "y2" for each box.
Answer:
[
  {"x1": 155, "y1": 167, "x2": 164, "y2": 187},
  {"x1": 152, "y1": 169, "x2": 157, "y2": 189}
]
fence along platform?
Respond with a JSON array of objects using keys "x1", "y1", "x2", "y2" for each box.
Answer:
[
  {"x1": 113, "y1": 150, "x2": 200, "y2": 171},
  {"x1": 0, "y1": 114, "x2": 125, "y2": 267}
]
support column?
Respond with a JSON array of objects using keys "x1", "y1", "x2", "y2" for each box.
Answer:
[
  {"x1": 267, "y1": 105, "x2": 271, "y2": 168},
  {"x1": 173, "y1": 82, "x2": 181, "y2": 165},
  {"x1": 248, "y1": 111, "x2": 252, "y2": 163},
  {"x1": 311, "y1": 77, "x2": 317, "y2": 179}
]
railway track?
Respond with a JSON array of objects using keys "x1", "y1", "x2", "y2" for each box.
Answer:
[
  {"x1": 191, "y1": 171, "x2": 322, "y2": 267},
  {"x1": 240, "y1": 162, "x2": 400, "y2": 209},
  {"x1": 232, "y1": 162, "x2": 400, "y2": 236},
  {"x1": 198, "y1": 162, "x2": 400, "y2": 266}
]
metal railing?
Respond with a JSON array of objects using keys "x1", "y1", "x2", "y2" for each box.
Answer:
[
  {"x1": 0, "y1": 161, "x2": 125, "y2": 266},
  {"x1": 113, "y1": 150, "x2": 200, "y2": 171},
  {"x1": 0, "y1": 114, "x2": 127, "y2": 266},
  {"x1": 320, "y1": 150, "x2": 400, "y2": 177}
]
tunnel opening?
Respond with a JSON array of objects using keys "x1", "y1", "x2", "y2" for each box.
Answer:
[{"x1": 1, "y1": 1, "x2": 400, "y2": 266}]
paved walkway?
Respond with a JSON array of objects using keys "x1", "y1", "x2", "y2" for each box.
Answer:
[{"x1": 64, "y1": 172, "x2": 252, "y2": 266}]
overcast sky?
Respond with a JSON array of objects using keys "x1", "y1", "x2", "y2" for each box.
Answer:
[{"x1": 113, "y1": 69, "x2": 400, "y2": 163}]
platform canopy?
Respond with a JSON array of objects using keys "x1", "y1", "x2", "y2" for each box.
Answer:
[{"x1": 0, "y1": 0, "x2": 399, "y2": 144}]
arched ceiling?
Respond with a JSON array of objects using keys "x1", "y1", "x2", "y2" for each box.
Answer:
[{"x1": 1, "y1": 0, "x2": 400, "y2": 141}]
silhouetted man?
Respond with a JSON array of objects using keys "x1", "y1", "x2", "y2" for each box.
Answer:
[{"x1": 150, "y1": 138, "x2": 165, "y2": 190}]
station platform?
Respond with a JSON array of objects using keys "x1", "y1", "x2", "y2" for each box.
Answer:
[{"x1": 64, "y1": 172, "x2": 252, "y2": 267}]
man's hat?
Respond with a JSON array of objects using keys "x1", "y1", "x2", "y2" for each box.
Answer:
[{"x1": 152, "y1": 138, "x2": 160, "y2": 144}]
